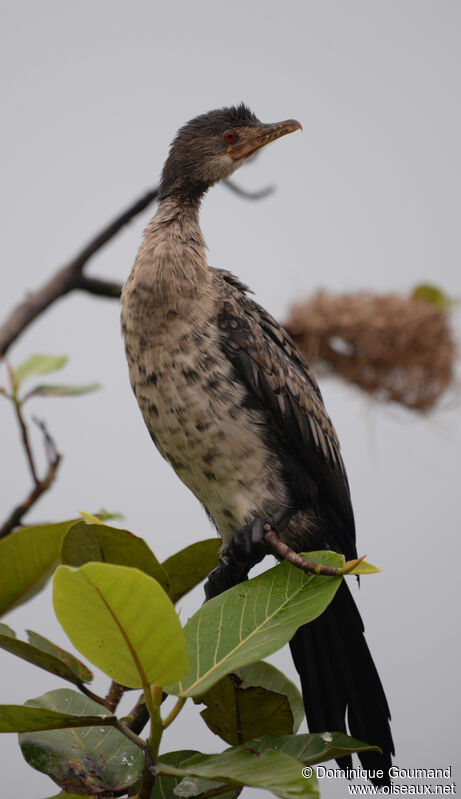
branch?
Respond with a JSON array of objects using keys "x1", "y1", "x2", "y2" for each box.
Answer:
[
  {"x1": 105, "y1": 681, "x2": 125, "y2": 713},
  {"x1": 0, "y1": 187, "x2": 159, "y2": 355},
  {"x1": 263, "y1": 524, "x2": 365, "y2": 576},
  {"x1": 78, "y1": 275, "x2": 122, "y2": 298},
  {"x1": 224, "y1": 178, "x2": 275, "y2": 200},
  {"x1": 0, "y1": 417, "x2": 61, "y2": 538},
  {"x1": 127, "y1": 696, "x2": 150, "y2": 735},
  {"x1": 0, "y1": 175, "x2": 272, "y2": 356}
]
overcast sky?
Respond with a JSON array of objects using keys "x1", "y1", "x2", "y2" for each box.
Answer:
[{"x1": 1, "y1": 2, "x2": 460, "y2": 797}]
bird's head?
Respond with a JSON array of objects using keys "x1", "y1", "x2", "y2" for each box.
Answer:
[{"x1": 158, "y1": 103, "x2": 302, "y2": 202}]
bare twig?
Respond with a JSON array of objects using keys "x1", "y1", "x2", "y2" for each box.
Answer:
[
  {"x1": 127, "y1": 696, "x2": 150, "y2": 735},
  {"x1": 263, "y1": 524, "x2": 365, "y2": 576},
  {"x1": 0, "y1": 176, "x2": 272, "y2": 356},
  {"x1": 0, "y1": 416, "x2": 61, "y2": 538},
  {"x1": 105, "y1": 681, "x2": 125, "y2": 713},
  {"x1": 79, "y1": 683, "x2": 112, "y2": 709},
  {"x1": 224, "y1": 178, "x2": 275, "y2": 200},
  {"x1": 0, "y1": 187, "x2": 159, "y2": 355},
  {"x1": 15, "y1": 403, "x2": 40, "y2": 485}
]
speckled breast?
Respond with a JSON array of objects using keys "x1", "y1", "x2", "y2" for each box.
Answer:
[{"x1": 121, "y1": 287, "x2": 288, "y2": 542}]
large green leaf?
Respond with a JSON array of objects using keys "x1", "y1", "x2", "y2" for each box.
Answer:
[
  {"x1": 151, "y1": 750, "x2": 199, "y2": 799},
  {"x1": 27, "y1": 630, "x2": 93, "y2": 683},
  {"x1": 53, "y1": 563, "x2": 188, "y2": 688},
  {"x1": 196, "y1": 673, "x2": 295, "y2": 746},
  {"x1": 14, "y1": 354, "x2": 68, "y2": 384},
  {"x1": 162, "y1": 539, "x2": 220, "y2": 603},
  {"x1": 151, "y1": 750, "x2": 241, "y2": 799},
  {"x1": 0, "y1": 521, "x2": 75, "y2": 616},
  {"x1": 239, "y1": 731, "x2": 381, "y2": 766},
  {"x1": 234, "y1": 661, "x2": 304, "y2": 732},
  {"x1": 19, "y1": 689, "x2": 143, "y2": 794},
  {"x1": 156, "y1": 747, "x2": 318, "y2": 799},
  {"x1": 196, "y1": 660, "x2": 304, "y2": 746},
  {"x1": 166, "y1": 552, "x2": 342, "y2": 698},
  {"x1": 0, "y1": 625, "x2": 92, "y2": 685},
  {"x1": 61, "y1": 521, "x2": 169, "y2": 590},
  {"x1": 0, "y1": 691, "x2": 115, "y2": 733}
]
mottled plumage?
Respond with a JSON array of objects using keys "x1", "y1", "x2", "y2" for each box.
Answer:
[{"x1": 121, "y1": 105, "x2": 393, "y2": 785}]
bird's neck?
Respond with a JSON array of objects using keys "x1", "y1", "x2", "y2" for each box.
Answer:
[{"x1": 130, "y1": 196, "x2": 210, "y2": 311}]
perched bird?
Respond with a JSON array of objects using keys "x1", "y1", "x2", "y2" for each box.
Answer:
[{"x1": 120, "y1": 104, "x2": 394, "y2": 784}]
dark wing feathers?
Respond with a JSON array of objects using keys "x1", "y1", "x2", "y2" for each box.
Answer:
[{"x1": 215, "y1": 269, "x2": 355, "y2": 554}]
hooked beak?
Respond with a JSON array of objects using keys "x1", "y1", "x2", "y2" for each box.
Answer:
[{"x1": 228, "y1": 119, "x2": 302, "y2": 161}]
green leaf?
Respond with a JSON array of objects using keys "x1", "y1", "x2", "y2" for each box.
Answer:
[
  {"x1": 239, "y1": 731, "x2": 381, "y2": 766},
  {"x1": 0, "y1": 625, "x2": 92, "y2": 685},
  {"x1": 78, "y1": 510, "x2": 105, "y2": 525},
  {"x1": 175, "y1": 776, "x2": 241, "y2": 799},
  {"x1": 157, "y1": 747, "x2": 318, "y2": 799},
  {"x1": 53, "y1": 563, "x2": 189, "y2": 688},
  {"x1": 27, "y1": 630, "x2": 93, "y2": 683},
  {"x1": 42, "y1": 793, "x2": 89, "y2": 799},
  {"x1": 14, "y1": 354, "x2": 68, "y2": 384},
  {"x1": 1, "y1": 695, "x2": 114, "y2": 733},
  {"x1": 0, "y1": 521, "x2": 75, "y2": 616},
  {"x1": 346, "y1": 559, "x2": 381, "y2": 575},
  {"x1": 151, "y1": 750, "x2": 240, "y2": 799},
  {"x1": 196, "y1": 674, "x2": 295, "y2": 746},
  {"x1": 411, "y1": 283, "x2": 452, "y2": 311},
  {"x1": 166, "y1": 552, "x2": 342, "y2": 698},
  {"x1": 79, "y1": 508, "x2": 124, "y2": 523},
  {"x1": 162, "y1": 539, "x2": 220, "y2": 603},
  {"x1": 234, "y1": 661, "x2": 304, "y2": 731},
  {"x1": 18, "y1": 689, "x2": 143, "y2": 793},
  {"x1": 24, "y1": 383, "x2": 100, "y2": 399},
  {"x1": 42, "y1": 793, "x2": 87, "y2": 798},
  {"x1": 151, "y1": 750, "x2": 198, "y2": 799},
  {"x1": 61, "y1": 521, "x2": 169, "y2": 590}
]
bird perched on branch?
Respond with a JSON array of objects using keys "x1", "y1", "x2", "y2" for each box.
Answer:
[{"x1": 120, "y1": 104, "x2": 394, "y2": 784}]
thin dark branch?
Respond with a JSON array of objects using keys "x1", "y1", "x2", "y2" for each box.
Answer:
[
  {"x1": 264, "y1": 524, "x2": 364, "y2": 576},
  {"x1": 78, "y1": 275, "x2": 122, "y2": 298},
  {"x1": 224, "y1": 178, "x2": 275, "y2": 200},
  {"x1": 79, "y1": 683, "x2": 112, "y2": 709},
  {"x1": 0, "y1": 175, "x2": 271, "y2": 356},
  {"x1": 0, "y1": 187, "x2": 159, "y2": 355},
  {"x1": 16, "y1": 403, "x2": 40, "y2": 486},
  {"x1": 0, "y1": 417, "x2": 61, "y2": 538},
  {"x1": 105, "y1": 681, "x2": 125, "y2": 713},
  {"x1": 127, "y1": 696, "x2": 150, "y2": 735}
]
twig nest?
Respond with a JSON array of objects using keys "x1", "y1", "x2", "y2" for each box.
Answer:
[{"x1": 284, "y1": 290, "x2": 457, "y2": 411}]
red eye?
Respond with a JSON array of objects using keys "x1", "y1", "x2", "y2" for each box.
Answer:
[{"x1": 224, "y1": 130, "x2": 236, "y2": 143}]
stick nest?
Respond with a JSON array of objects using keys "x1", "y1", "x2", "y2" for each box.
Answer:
[{"x1": 285, "y1": 291, "x2": 456, "y2": 411}]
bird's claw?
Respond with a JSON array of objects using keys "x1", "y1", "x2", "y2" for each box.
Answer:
[{"x1": 204, "y1": 513, "x2": 287, "y2": 600}]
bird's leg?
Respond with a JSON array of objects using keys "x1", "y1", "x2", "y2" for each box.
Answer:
[{"x1": 204, "y1": 508, "x2": 293, "y2": 600}]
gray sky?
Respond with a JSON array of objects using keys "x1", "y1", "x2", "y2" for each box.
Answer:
[{"x1": 1, "y1": 1, "x2": 460, "y2": 796}]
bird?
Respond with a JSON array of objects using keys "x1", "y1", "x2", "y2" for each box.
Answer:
[{"x1": 120, "y1": 103, "x2": 394, "y2": 785}]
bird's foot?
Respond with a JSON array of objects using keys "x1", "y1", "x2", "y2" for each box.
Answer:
[{"x1": 204, "y1": 508, "x2": 292, "y2": 600}]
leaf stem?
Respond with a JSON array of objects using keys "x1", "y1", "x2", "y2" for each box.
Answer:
[
  {"x1": 162, "y1": 696, "x2": 186, "y2": 728},
  {"x1": 113, "y1": 719, "x2": 146, "y2": 750},
  {"x1": 138, "y1": 684, "x2": 164, "y2": 798}
]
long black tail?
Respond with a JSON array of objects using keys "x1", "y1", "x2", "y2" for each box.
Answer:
[{"x1": 289, "y1": 580, "x2": 394, "y2": 787}]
